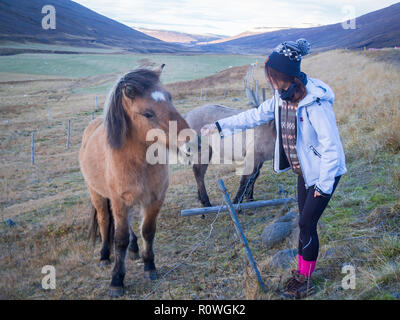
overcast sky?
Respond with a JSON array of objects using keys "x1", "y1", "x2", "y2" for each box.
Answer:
[{"x1": 74, "y1": 0, "x2": 399, "y2": 36}]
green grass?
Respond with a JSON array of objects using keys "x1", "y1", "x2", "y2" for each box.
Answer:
[
  {"x1": 0, "y1": 53, "x2": 262, "y2": 83},
  {"x1": 71, "y1": 83, "x2": 115, "y2": 94},
  {"x1": 319, "y1": 152, "x2": 400, "y2": 240},
  {"x1": 0, "y1": 52, "x2": 262, "y2": 95},
  {"x1": 0, "y1": 42, "x2": 120, "y2": 53}
]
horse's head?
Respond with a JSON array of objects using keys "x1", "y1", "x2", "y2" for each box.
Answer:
[{"x1": 104, "y1": 65, "x2": 191, "y2": 151}]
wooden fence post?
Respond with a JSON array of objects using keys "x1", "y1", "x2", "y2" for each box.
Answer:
[
  {"x1": 66, "y1": 119, "x2": 71, "y2": 149},
  {"x1": 255, "y1": 80, "x2": 260, "y2": 105},
  {"x1": 250, "y1": 89, "x2": 259, "y2": 107},
  {"x1": 217, "y1": 179, "x2": 267, "y2": 293},
  {"x1": 31, "y1": 132, "x2": 35, "y2": 165}
]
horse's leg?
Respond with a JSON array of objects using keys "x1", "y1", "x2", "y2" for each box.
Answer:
[
  {"x1": 128, "y1": 227, "x2": 140, "y2": 260},
  {"x1": 244, "y1": 162, "x2": 263, "y2": 201},
  {"x1": 89, "y1": 188, "x2": 112, "y2": 266},
  {"x1": 109, "y1": 198, "x2": 129, "y2": 297},
  {"x1": 192, "y1": 146, "x2": 213, "y2": 207},
  {"x1": 233, "y1": 174, "x2": 250, "y2": 204},
  {"x1": 193, "y1": 163, "x2": 212, "y2": 207},
  {"x1": 128, "y1": 209, "x2": 140, "y2": 261},
  {"x1": 233, "y1": 161, "x2": 263, "y2": 204},
  {"x1": 140, "y1": 200, "x2": 163, "y2": 280}
]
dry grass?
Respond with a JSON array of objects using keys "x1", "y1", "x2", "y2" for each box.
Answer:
[
  {"x1": 0, "y1": 49, "x2": 399, "y2": 300},
  {"x1": 302, "y1": 49, "x2": 400, "y2": 159},
  {"x1": 166, "y1": 64, "x2": 251, "y2": 99}
]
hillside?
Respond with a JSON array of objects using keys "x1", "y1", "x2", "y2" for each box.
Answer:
[
  {"x1": 200, "y1": 30, "x2": 270, "y2": 45},
  {"x1": 0, "y1": 0, "x2": 193, "y2": 53},
  {"x1": 137, "y1": 28, "x2": 226, "y2": 44},
  {"x1": 200, "y1": 26, "x2": 317, "y2": 45},
  {"x1": 201, "y1": 3, "x2": 400, "y2": 54}
]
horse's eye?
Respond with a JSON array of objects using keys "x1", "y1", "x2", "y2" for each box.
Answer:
[
  {"x1": 125, "y1": 85, "x2": 135, "y2": 98},
  {"x1": 142, "y1": 110, "x2": 156, "y2": 119}
]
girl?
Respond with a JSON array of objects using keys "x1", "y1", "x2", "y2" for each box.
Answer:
[{"x1": 201, "y1": 39, "x2": 347, "y2": 299}]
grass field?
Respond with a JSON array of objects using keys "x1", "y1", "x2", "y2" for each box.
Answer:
[
  {"x1": 0, "y1": 52, "x2": 263, "y2": 94},
  {"x1": 0, "y1": 49, "x2": 399, "y2": 300},
  {"x1": 0, "y1": 42, "x2": 122, "y2": 53}
]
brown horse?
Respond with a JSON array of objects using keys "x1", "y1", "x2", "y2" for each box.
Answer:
[{"x1": 79, "y1": 65, "x2": 190, "y2": 297}]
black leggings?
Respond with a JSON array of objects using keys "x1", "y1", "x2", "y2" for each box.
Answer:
[{"x1": 297, "y1": 174, "x2": 341, "y2": 261}]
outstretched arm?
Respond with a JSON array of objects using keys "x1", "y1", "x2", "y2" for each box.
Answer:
[{"x1": 202, "y1": 97, "x2": 275, "y2": 138}]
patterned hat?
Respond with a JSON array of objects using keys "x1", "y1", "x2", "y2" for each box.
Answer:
[{"x1": 265, "y1": 39, "x2": 311, "y2": 77}]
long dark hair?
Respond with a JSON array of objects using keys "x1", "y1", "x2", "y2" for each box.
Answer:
[
  {"x1": 264, "y1": 57, "x2": 306, "y2": 104},
  {"x1": 104, "y1": 69, "x2": 160, "y2": 149}
]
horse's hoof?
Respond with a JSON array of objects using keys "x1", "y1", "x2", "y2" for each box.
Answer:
[
  {"x1": 145, "y1": 270, "x2": 158, "y2": 280},
  {"x1": 129, "y1": 250, "x2": 140, "y2": 261},
  {"x1": 109, "y1": 286, "x2": 124, "y2": 298},
  {"x1": 99, "y1": 259, "x2": 111, "y2": 268}
]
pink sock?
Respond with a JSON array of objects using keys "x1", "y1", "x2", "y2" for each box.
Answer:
[
  {"x1": 299, "y1": 259, "x2": 316, "y2": 278},
  {"x1": 298, "y1": 255, "x2": 303, "y2": 271}
]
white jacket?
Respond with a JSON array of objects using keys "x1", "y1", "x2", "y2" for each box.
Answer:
[{"x1": 216, "y1": 77, "x2": 347, "y2": 195}]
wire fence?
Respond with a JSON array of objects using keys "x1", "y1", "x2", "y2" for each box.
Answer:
[
  {"x1": 143, "y1": 201, "x2": 225, "y2": 299},
  {"x1": 141, "y1": 160, "x2": 298, "y2": 299}
]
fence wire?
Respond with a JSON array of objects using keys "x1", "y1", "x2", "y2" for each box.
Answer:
[
  {"x1": 143, "y1": 201, "x2": 225, "y2": 299},
  {"x1": 142, "y1": 163, "x2": 298, "y2": 299}
]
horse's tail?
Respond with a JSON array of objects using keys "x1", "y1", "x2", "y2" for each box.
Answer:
[{"x1": 88, "y1": 199, "x2": 114, "y2": 247}]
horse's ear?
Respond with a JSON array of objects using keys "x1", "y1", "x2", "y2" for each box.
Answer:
[
  {"x1": 154, "y1": 64, "x2": 165, "y2": 78},
  {"x1": 105, "y1": 85, "x2": 129, "y2": 149}
]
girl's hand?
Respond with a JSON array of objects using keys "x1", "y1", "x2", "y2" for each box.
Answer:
[
  {"x1": 201, "y1": 123, "x2": 218, "y2": 136},
  {"x1": 314, "y1": 190, "x2": 322, "y2": 197}
]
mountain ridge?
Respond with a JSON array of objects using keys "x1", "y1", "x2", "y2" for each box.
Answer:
[
  {"x1": 200, "y1": 3, "x2": 400, "y2": 54},
  {"x1": 136, "y1": 28, "x2": 226, "y2": 44},
  {"x1": 1, "y1": 1, "x2": 399, "y2": 55},
  {"x1": 0, "y1": 0, "x2": 197, "y2": 53}
]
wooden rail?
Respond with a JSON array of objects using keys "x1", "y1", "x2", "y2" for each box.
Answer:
[{"x1": 181, "y1": 197, "x2": 296, "y2": 217}]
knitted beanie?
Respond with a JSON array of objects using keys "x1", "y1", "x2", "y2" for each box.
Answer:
[{"x1": 266, "y1": 39, "x2": 311, "y2": 77}]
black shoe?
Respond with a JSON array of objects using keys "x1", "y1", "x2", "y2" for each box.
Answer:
[{"x1": 282, "y1": 269, "x2": 315, "y2": 299}]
